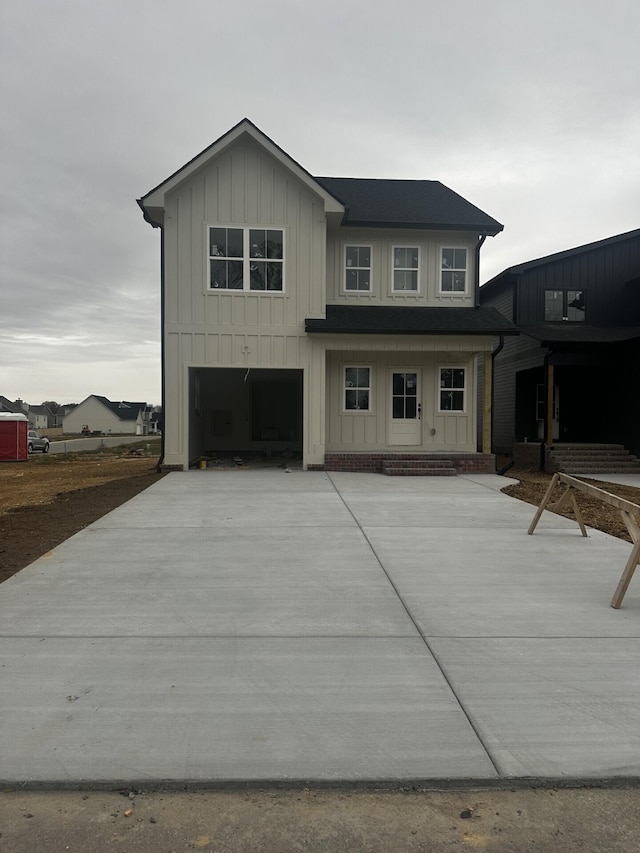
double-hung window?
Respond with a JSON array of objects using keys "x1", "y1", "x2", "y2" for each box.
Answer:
[
  {"x1": 345, "y1": 246, "x2": 372, "y2": 292},
  {"x1": 441, "y1": 248, "x2": 467, "y2": 292},
  {"x1": 544, "y1": 289, "x2": 585, "y2": 321},
  {"x1": 209, "y1": 226, "x2": 284, "y2": 291},
  {"x1": 439, "y1": 367, "x2": 466, "y2": 412},
  {"x1": 392, "y1": 247, "x2": 419, "y2": 292},
  {"x1": 344, "y1": 366, "x2": 371, "y2": 412}
]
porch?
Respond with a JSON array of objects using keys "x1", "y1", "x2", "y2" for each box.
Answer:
[{"x1": 319, "y1": 451, "x2": 496, "y2": 475}]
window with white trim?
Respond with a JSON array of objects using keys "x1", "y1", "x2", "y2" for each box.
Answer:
[
  {"x1": 392, "y1": 247, "x2": 419, "y2": 292},
  {"x1": 344, "y1": 366, "x2": 371, "y2": 412},
  {"x1": 345, "y1": 245, "x2": 372, "y2": 292},
  {"x1": 439, "y1": 367, "x2": 466, "y2": 412},
  {"x1": 440, "y1": 248, "x2": 467, "y2": 292},
  {"x1": 209, "y1": 226, "x2": 284, "y2": 291}
]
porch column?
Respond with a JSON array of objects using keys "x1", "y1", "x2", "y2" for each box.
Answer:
[
  {"x1": 303, "y1": 340, "x2": 326, "y2": 468},
  {"x1": 545, "y1": 362, "x2": 555, "y2": 447},
  {"x1": 482, "y1": 351, "x2": 492, "y2": 454}
]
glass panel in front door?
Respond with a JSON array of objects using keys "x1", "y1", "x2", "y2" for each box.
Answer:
[{"x1": 392, "y1": 372, "x2": 418, "y2": 419}]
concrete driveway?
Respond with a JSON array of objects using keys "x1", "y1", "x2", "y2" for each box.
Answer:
[{"x1": 1, "y1": 469, "x2": 639, "y2": 787}]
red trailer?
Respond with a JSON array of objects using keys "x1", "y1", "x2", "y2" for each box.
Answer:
[{"x1": 0, "y1": 412, "x2": 28, "y2": 461}]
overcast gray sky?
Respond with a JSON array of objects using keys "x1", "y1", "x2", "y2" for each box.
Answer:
[{"x1": 1, "y1": 0, "x2": 638, "y2": 406}]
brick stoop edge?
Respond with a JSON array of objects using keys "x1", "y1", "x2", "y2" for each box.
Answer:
[{"x1": 319, "y1": 452, "x2": 495, "y2": 474}]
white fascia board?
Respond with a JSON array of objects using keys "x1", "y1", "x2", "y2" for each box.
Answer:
[{"x1": 139, "y1": 120, "x2": 344, "y2": 218}]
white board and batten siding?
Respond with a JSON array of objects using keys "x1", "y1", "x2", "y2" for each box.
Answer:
[
  {"x1": 325, "y1": 229, "x2": 478, "y2": 306},
  {"x1": 161, "y1": 135, "x2": 330, "y2": 467},
  {"x1": 325, "y1": 343, "x2": 479, "y2": 454}
]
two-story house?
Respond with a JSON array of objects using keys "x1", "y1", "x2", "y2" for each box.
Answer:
[
  {"x1": 138, "y1": 119, "x2": 516, "y2": 472},
  {"x1": 479, "y1": 229, "x2": 640, "y2": 464},
  {"x1": 63, "y1": 395, "x2": 150, "y2": 436}
]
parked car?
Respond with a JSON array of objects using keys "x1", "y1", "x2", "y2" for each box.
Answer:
[{"x1": 28, "y1": 430, "x2": 50, "y2": 453}]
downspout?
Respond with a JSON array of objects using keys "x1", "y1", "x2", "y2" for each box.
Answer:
[
  {"x1": 474, "y1": 233, "x2": 487, "y2": 308},
  {"x1": 137, "y1": 198, "x2": 165, "y2": 470},
  {"x1": 490, "y1": 335, "x2": 505, "y2": 458},
  {"x1": 157, "y1": 226, "x2": 166, "y2": 472}
]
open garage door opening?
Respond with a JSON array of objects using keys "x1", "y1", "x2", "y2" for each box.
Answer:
[{"x1": 188, "y1": 368, "x2": 303, "y2": 466}]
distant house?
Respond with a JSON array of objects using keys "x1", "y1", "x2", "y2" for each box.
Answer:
[
  {"x1": 138, "y1": 118, "x2": 516, "y2": 472},
  {"x1": 479, "y1": 229, "x2": 640, "y2": 460},
  {"x1": 0, "y1": 396, "x2": 24, "y2": 415},
  {"x1": 148, "y1": 408, "x2": 163, "y2": 434},
  {"x1": 0, "y1": 398, "x2": 53, "y2": 429},
  {"x1": 25, "y1": 404, "x2": 53, "y2": 430},
  {"x1": 63, "y1": 395, "x2": 150, "y2": 435},
  {"x1": 54, "y1": 404, "x2": 77, "y2": 428}
]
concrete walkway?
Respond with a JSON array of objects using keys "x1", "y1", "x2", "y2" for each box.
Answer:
[{"x1": 1, "y1": 470, "x2": 639, "y2": 787}]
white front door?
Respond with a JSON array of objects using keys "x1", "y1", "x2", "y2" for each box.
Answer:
[{"x1": 389, "y1": 369, "x2": 422, "y2": 445}]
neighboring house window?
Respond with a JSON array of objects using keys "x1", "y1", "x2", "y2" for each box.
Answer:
[
  {"x1": 344, "y1": 366, "x2": 371, "y2": 412},
  {"x1": 441, "y1": 248, "x2": 467, "y2": 292},
  {"x1": 345, "y1": 246, "x2": 372, "y2": 292},
  {"x1": 209, "y1": 226, "x2": 284, "y2": 291},
  {"x1": 392, "y1": 247, "x2": 419, "y2": 292},
  {"x1": 544, "y1": 289, "x2": 585, "y2": 321},
  {"x1": 439, "y1": 367, "x2": 466, "y2": 411}
]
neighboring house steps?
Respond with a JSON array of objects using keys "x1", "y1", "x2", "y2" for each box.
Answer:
[{"x1": 546, "y1": 444, "x2": 640, "y2": 475}]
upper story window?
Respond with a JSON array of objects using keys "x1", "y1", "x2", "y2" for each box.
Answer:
[
  {"x1": 544, "y1": 289, "x2": 585, "y2": 321},
  {"x1": 441, "y1": 248, "x2": 467, "y2": 292},
  {"x1": 209, "y1": 226, "x2": 284, "y2": 291},
  {"x1": 345, "y1": 245, "x2": 372, "y2": 292},
  {"x1": 439, "y1": 367, "x2": 466, "y2": 412},
  {"x1": 392, "y1": 247, "x2": 419, "y2": 292}
]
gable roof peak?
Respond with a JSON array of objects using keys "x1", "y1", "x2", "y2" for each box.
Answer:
[{"x1": 138, "y1": 119, "x2": 344, "y2": 226}]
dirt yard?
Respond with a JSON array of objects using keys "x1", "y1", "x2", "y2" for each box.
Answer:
[
  {"x1": 0, "y1": 441, "x2": 165, "y2": 584},
  {"x1": 1, "y1": 445, "x2": 638, "y2": 585},
  {"x1": 501, "y1": 466, "x2": 640, "y2": 544}
]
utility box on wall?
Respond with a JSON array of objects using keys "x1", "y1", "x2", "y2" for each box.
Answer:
[{"x1": 0, "y1": 412, "x2": 28, "y2": 461}]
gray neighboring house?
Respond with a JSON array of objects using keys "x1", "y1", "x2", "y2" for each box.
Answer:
[
  {"x1": 63, "y1": 395, "x2": 150, "y2": 435},
  {"x1": 24, "y1": 404, "x2": 54, "y2": 430},
  {"x1": 0, "y1": 398, "x2": 52, "y2": 429},
  {"x1": 478, "y1": 228, "x2": 640, "y2": 465},
  {"x1": 138, "y1": 118, "x2": 516, "y2": 472},
  {"x1": 0, "y1": 397, "x2": 24, "y2": 415}
]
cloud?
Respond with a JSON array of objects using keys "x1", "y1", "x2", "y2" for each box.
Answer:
[{"x1": 1, "y1": 0, "x2": 638, "y2": 404}]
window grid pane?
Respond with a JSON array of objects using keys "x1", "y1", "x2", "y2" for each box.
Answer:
[
  {"x1": 208, "y1": 226, "x2": 283, "y2": 292},
  {"x1": 392, "y1": 372, "x2": 417, "y2": 420},
  {"x1": 544, "y1": 290, "x2": 563, "y2": 321},
  {"x1": 345, "y1": 246, "x2": 371, "y2": 292},
  {"x1": 441, "y1": 248, "x2": 467, "y2": 292},
  {"x1": 393, "y1": 247, "x2": 418, "y2": 292},
  {"x1": 439, "y1": 368, "x2": 465, "y2": 411},
  {"x1": 344, "y1": 367, "x2": 370, "y2": 411},
  {"x1": 567, "y1": 290, "x2": 585, "y2": 321}
]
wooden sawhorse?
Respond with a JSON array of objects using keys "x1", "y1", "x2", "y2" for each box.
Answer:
[{"x1": 528, "y1": 472, "x2": 640, "y2": 609}]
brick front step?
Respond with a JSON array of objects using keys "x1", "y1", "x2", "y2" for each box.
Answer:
[
  {"x1": 383, "y1": 466, "x2": 457, "y2": 476},
  {"x1": 323, "y1": 453, "x2": 495, "y2": 475}
]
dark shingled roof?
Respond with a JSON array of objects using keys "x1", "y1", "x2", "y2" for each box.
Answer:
[
  {"x1": 482, "y1": 228, "x2": 640, "y2": 292},
  {"x1": 305, "y1": 305, "x2": 518, "y2": 335},
  {"x1": 93, "y1": 395, "x2": 147, "y2": 421},
  {"x1": 519, "y1": 324, "x2": 640, "y2": 344},
  {"x1": 315, "y1": 177, "x2": 503, "y2": 235}
]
